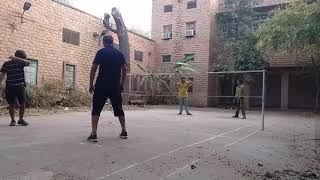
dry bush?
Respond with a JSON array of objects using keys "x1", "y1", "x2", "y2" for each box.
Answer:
[{"x1": 25, "y1": 81, "x2": 91, "y2": 108}]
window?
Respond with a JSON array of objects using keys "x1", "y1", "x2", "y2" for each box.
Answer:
[
  {"x1": 163, "y1": 25, "x2": 172, "y2": 33},
  {"x1": 134, "y1": 50, "x2": 143, "y2": 62},
  {"x1": 164, "y1": 4, "x2": 173, "y2": 13},
  {"x1": 185, "y1": 21, "x2": 196, "y2": 37},
  {"x1": 24, "y1": 60, "x2": 38, "y2": 85},
  {"x1": 184, "y1": 54, "x2": 195, "y2": 61},
  {"x1": 187, "y1": 0, "x2": 197, "y2": 9},
  {"x1": 62, "y1": 28, "x2": 80, "y2": 46},
  {"x1": 162, "y1": 55, "x2": 171, "y2": 63},
  {"x1": 162, "y1": 25, "x2": 173, "y2": 39},
  {"x1": 64, "y1": 64, "x2": 75, "y2": 89},
  {"x1": 252, "y1": 14, "x2": 268, "y2": 32},
  {"x1": 219, "y1": 23, "x2": 236, "y2": 39},
  {"x1": 186, "y1": 21, "x2": 196, "y2": 30},
  {"x1": 188, "y1": 78, "x2": 194, "y2": 93}
]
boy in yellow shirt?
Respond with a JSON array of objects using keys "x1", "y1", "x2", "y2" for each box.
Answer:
[{"x1": 177, "y1": 77, "x2": 192, "y2": 115}]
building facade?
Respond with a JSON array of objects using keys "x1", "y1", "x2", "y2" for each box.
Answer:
[
  {"x1": 0, "y1": 0, "x2": 154, "y2": 91},
  {"x1": 0, "y1": 0, "x2": 317, "y2": 109},
  {"x1": 152, "y1": 0, "x2": 218, "y2": 106}
]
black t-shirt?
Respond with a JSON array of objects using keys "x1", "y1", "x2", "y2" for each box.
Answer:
[
  {"x1": 0, "y1": 60, "x2": 29, "y2": 87},
  {"x1": 93, "y1": 45, "x2": 126, "y2": 91}
]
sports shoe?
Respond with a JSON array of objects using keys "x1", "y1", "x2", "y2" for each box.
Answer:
[
  {"x1": 87, "y1": 132, "x2": 98, "y2": 142},
  {"x1": 232, "y1": 116, "x2": 239, "y2": 118},
  {"x1": 17, "y1": 119, "x2": 29, "y2": 126},
  {"x1": 242, "y1": 116, "x2": 247, "y2": 119},
  {"x1": 9, "y1": 120, "x2": 16, "y2": 126},
  {"x1": 178, "y1": 113, "x2": 182, "y2": 115},
  {"x1": 119, "y1": 131, "x2": 128, "y2": 139},
  {"x1": 187, "y1": 113, "x2": 192, "y2": 115}
]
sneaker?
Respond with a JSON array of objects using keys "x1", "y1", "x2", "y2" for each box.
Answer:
[
  {"x1": 119, "y1": 131, "x2": 128, "y2": 139},
  {"x1": 242, "y1": 116, "x2": 247, "y2": 119},
  {"x1": 87, "y1": 132, "x2": 98, "y2": 142},
  {"x1": 232, "y1": 116, "x2": 239, "y2": 118},
  {"x1": 9, "y1": 120, "x2": 16, "y2": 126},
  {"x1": 178, "y1": 113, "x2": 182, "y2": 115},
  {"x1": 17, "y1": 119, "x2": 29, "y2": 126},
  {"x1": 187, "y1": 113, "x2": 192, "y2": 115}
]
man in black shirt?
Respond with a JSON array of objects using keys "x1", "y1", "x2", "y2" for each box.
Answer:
[
  {"x1": 0, "y1": 50, "x2": 30, "y2": 126},
  {"x1": 87, "y1": 35, "x2": 128, "y2": 142}
]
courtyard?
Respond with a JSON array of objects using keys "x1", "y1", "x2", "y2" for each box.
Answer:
[{"x1": 0, "y1": 106, "x2": 319, "y2": 180}]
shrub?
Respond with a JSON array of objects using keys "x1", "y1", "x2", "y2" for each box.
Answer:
[{"x1": 25, "y1": 81, "x2": 90, "y2": 108}]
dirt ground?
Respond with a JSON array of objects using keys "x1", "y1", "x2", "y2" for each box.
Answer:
[{"x1": 0, "y1": 106, "x2": 319, "y2": 180}]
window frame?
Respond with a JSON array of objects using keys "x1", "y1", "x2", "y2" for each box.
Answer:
[
  {"x1": 24, "y1": 59, "x2": 38, "y2": 85},
  {"x1": 187, "y1": 0, "x2": 197, "y2": 9},
  {"x1": 163, "y1": 24, "x2": 173, "y2": 34},
  {"x1": 162, "y1": 24, "x2": 173, "y2": 40},
  {"x1": 251, "y1": 14, "x2": 269, "y2": 32},
  {"x1": 184, "y1": 53, "x2": 195, "y2": 61},
  {"x1": 162, "y1": 55, "x2": 172, "y2": 63},
  {"x1": 134, "y1": 50, "x2": 143, "y2": 62},
  {"x1": 63, "y1": 62, "x2": 76, "y2": 89},
  {"x1": 186, "y1": 21, "x2": 196, "y2": 30},
  {"x1": 62, "y1": 28, "x2": 80, "y2": 46},
  {"x1": 164, "y1": 4, "x2": 173, "y2": 13}
]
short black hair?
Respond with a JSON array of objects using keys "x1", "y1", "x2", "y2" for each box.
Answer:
[
  {"x1": 14, "y1": 50, "x2": 27, "y2": 59},
  {"x1": 238, "y1": 79, "x2": 244, "y2": 84},
  {"x1": 103, "y1": 35, "x2": 114, "y2": 45}
]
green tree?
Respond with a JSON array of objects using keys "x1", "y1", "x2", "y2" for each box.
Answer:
[
  {"x1": 136, "y1": 55, "x2": 196, "y2": 103},
  {"x1": 257, "y1": 0, "x2": 320, "y2": 109},
  {"x1": 214, "y1": 0, "x2": 267, "y2": 72}
]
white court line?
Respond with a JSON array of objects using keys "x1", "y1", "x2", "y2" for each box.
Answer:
[
  {"x1": 224, "y1": 130, "x2": 260, "y2": 148},
  {"x1": 164, "y1": 129, "x2": 260, "y2": 179},
  {"x1": 95, "y1": 125, "x2": 251, "y2": 180}
]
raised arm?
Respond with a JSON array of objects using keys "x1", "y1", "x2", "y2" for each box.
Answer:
[{"x1": 9, "y1": 56, "x2": 30, "y2": 66}]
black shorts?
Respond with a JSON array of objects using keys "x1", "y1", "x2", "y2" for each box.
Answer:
[
  {"x1": 92, "y1": 88, "x2": 124, "y2": 117},
  {"x1": 6, "y1": 86, "x2": 26, "y2": 105}
]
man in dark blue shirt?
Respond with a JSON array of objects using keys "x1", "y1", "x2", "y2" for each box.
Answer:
[
  {"x1": 88, "y1": 35, "x2": 128, "y2": 142},
  {"x1": 0, "y1": 50, "x2": 30, "y2": 126}
]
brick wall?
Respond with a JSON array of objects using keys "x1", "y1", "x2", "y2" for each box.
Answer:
[
  {"x1": 152, "y1": 0, "x2": 216, "y2": 106},
  {"x1": 0, "y1": 0, "x2": 154, "y2": 90},
  {"x1": 128, "y1": 31, "x2": 155, "y2": 74}
]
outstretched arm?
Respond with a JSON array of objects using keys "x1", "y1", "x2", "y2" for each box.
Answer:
[{"x1": 9, "y1": 56, "x2": 30, "y2": 66}]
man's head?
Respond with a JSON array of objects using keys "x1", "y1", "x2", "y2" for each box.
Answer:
[
  {"x1": 181, "y1": 77, "x2": 186, "y2": 83},
  {"x1": 237, "y1": 79, "x2": 243, "y2": 85},
  {"x1": 103, "y1": 35, "x2": 114, "y2": 47},
  {"x1": 14, "y1": 50, "x2": 27, "y2": 59}
]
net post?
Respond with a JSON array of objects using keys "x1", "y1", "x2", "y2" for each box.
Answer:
[{"x1": 262, "y1": 70, "x2": 266, "y2": 131}]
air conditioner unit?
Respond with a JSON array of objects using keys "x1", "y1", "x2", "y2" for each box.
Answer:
[
  {"x1": 162, "y1": 32, "x2": 172, "y2": 40},
  {"x1": 185, "y1": 29, "x2": 195, "y2": 37}
]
